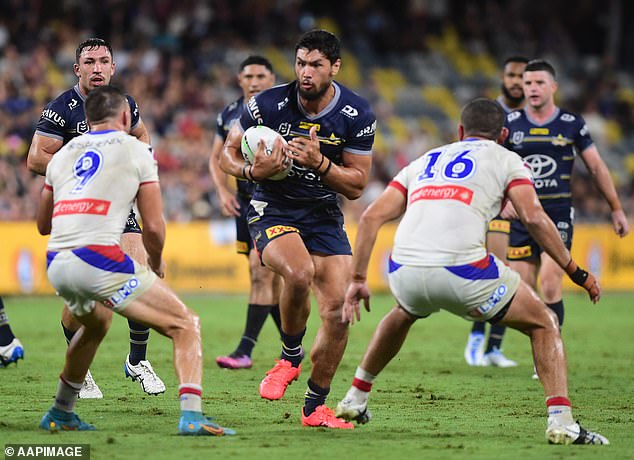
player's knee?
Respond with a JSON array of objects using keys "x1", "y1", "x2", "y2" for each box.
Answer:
[{"x1": 283, "y1": 265, "x2": 314, "y2": 293}]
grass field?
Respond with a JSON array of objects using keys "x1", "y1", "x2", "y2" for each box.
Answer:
[{"x1": 1, "y1": 292, "x2": 633, "y2": 459}]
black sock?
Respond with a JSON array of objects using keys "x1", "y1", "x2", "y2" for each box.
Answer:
[
  {"x1": 0, "y1": 297, "x2": 16, "y2": 346},
  {"x1": 235, "y1": 304, "x2": 274, "y2": 357},
  {"x1": 269, "y1": 304, "x2": 283, "y2": 337},
  {"x1": 280, "y1": 328, "x2": 305, "y2": 367},
  {"x1": 128, "y1": 319, "x2": 150, "y2": 365},
  {"x1": 304, "y1": 378, "x2": 329, "y2": 416},
  {"x1": 546, "y1": 300, "x2": 564, "y2": 328},
  {"x1": 485, "y1": 325, "x2": 506, "y2": 353},
  {"x1": 471, "y1": 321, "x2": 486, "y2": 334},
  {"x1": 61, "y1": 322, "x2": 76, "y2": 345}
]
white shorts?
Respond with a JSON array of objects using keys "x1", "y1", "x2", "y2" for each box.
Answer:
[
  {"x1": 46, "y1": 245, "x2": 156, "y2": 316},
  {"x1": 387, "y1": 254, "x2": 520, "y2": 321}
]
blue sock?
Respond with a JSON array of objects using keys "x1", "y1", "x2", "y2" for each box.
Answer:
[
  {"x1": 280, "y1": 328, "x2": 305, "y2": 367},
  {"x1": 485, "y1": 325, "x2": 506, "y2": 353},
  {"x1": 304, "y1": 379, "x2": 329, "y2": 416},
  {"x1": 471, "y1": 322, "x2": 485, "y2": 334},
  {"x1": 235, "y1": 304, "x2": 273, "y2": 357},
  {"x1": 546, "y1": 300, "x2": 564, "y2": 328},
  {"x1": 128, "y1": 319, "x2": 150, "y2": 365}
]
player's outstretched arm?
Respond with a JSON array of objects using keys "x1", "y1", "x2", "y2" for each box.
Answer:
[
  {"x1": 27, "y1": 134, "x2": 63, "y2": 176},
  {"x1": 36, "y1": 185, "x2": 54, "y2": 235},
  {"x1": 137, "y1": 182, "x2": 166, "y2": 278},
  {"x1": 208, "y1": 134, "x2": 239, "y2": 217},
  {"x1": 508, "y1": 183, "x2": 600, "y2": 303},
  {"x1": 580, "y1": 145, "x2": 630, "y2": 237},
  {"x1": 343, "y1": 186, "x2": 407, "y2": 324}
]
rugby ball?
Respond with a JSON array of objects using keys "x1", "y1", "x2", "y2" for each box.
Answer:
[{"x1": 241, "y1": 125, "x2": 292, "y2": 181}]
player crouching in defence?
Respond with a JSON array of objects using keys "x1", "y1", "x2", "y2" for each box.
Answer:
[
  {"x1": 36, "y1": 86, "x2": 234, "y2": 436},
  {"x1": 335, "y1": 98, "x2": 608, "y2": 445}
]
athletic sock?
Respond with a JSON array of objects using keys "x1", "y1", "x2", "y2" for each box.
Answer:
[
  {"x1": 235, "y1": 304, "x2": 274, "y2": 357},
  {"x1": 269, "y1": 304, "x2": 283, "y2": 336},
  {"x1": 128, "y1": 319, "x2": 150, "y2": 365},
  {"x1": 345, "y1": 366, "x2": 375, "y2": 405},
  {"x1": 485, "y1": 325, "x2": 506, "y2": 353},
  {"x1": 61, "y1": 321, "x2": 76, "y2": 344},
  {"x1": 179, "y1": 384, "x2": 203, "y2": 413},
  {"x1": 546, "y1": 300, "x2": 565, "y2": 328},
  {"x1": 470, "y1": 321, "x2": 486, "y2": 334},
  {"x1": 53, "y1": 375, "x2": 82, "y2": 413},
  {"x1": 546, "y1": 396, "x2": 574, "y2": 426},
  {"x1": 304, "y1": 378, "x2": 329, "y2": 416},
  {"x1": 280, "y1": 328, "x2": 305, "y2": 367},
  {"x1": 0, "y1": 297, "x2": 16, "y2": 346}
]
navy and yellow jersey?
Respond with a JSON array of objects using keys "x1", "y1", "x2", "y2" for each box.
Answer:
[
  {"x1": 504, "y1": 107, "x2": 593, "y2": 207},
  {"x1": 496, "y1": 96, "x2": 516, "y2": 115},
  {"x1": 239, "y1": 80, "x2": 376, "y2": 205},
  {"x1": 216, "y1": 96, "x2": 254, "y2": 197},
  {"x1": 35, "y1": 84, "x2": 141, "y2": 146}
]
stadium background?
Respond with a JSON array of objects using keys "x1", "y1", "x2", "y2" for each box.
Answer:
[{"x1": 1, "y1": 0, "x2": 633, "y2": 294}]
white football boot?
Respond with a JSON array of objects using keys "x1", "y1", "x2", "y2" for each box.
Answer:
[
  {"x1": 124, "y1": 354, "x2": 166, "y2": 395},
  {"x1": 78, "y1": 370, "x2": 103, "y2": 399},
  {"x1": 546, "y1": 420, "x2": 609, "y2": 445},
  {"x1": 0, "y1": 338, "x2": 24, "y2": 367},
  {"x1": 480, "y1": 348, "x2": 518, "y2": 367}
]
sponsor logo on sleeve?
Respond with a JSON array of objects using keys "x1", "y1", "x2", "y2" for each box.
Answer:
[
  {"x1": 41, "y1": 109, "x2": 66, "y2": 127},
  {"x1": 247, "y1": 96, "x2": 263, "y2": 124},
  {"x1": 356, "y1": 120, "x2": 377, "y2": 137}
]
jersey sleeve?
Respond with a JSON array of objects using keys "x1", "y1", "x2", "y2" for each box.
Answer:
[
  {"x1": 133, "y1": 141, "x2": 159, "y2": 184},
  {"x1": 574, "y1": 114, "x2": 594, "y2": 153},
  {"x1": 215, "y1": 111, "x2": 225, "y2": 139},
  {"x1": 388, "y1": 165, "x2": 410, "y2": 197},
  {"x1": 126, "y1": 95, "x2": 141, "y2": 131},
  {"x1": 345, "y1": 108, "x2": 376, "y2": 156},
  {"x1": 502, "y1": 149, "x2": 534, "y2": 192},
  {"x1": 35, "y1": 99, "x2": 68, "y2": 141},
  {"x1": 239, "y1": 95, "x2": 265, "y2": 132}
]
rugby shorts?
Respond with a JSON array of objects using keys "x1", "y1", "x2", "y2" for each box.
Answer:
[
  {"x1": 387, "y1": 254, "x2": 520, "y2": 321},
  {"x1": 46, "y1": 245, "x2": 156, "y2": 316}
]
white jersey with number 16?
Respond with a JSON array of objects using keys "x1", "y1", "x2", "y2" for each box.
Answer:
[{"x1": 388, "y1": 138, "x2": 533, "y2": 267}]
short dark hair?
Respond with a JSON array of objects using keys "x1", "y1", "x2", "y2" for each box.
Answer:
[
  {"x1": 460, "y1": 98, "x2": 505, "y2": 140},
  {"x1": 76, "y1": 38, "x2": 113, "y2": 64},
  {"x1": 239, "y1": 55, "x2": 274, "y2": 73},
  {"x1": 503, "y1": 56, "x2": 529, "y2": 67},
  {"x1": 295, "y1": 30, "x2": 341, "y2": 64},
  {"x1": 84, "y1": 85, "x2": 127, "y2": 124},
  {"x1": 525, "y1": 59, "x2": 556, "y2": 78}
]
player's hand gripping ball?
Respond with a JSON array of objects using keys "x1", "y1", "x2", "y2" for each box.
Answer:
[{"x1": 241, "y1": 125, "x2": 292, "y2": 180}]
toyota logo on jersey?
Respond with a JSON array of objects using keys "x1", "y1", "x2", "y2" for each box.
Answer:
[{"x1": 524, "y1": 154, "x2": 557, "y2": 179}]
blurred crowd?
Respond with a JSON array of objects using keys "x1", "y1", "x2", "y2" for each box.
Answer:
[{"x1": 1, "y1": 0, "x2": 634, "y2": 223}]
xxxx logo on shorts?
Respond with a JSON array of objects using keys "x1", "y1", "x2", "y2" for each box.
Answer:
[
  {"x1": 265, "y1": 225, "x2": 299, "y2": 239},
  {"x1": 507, "y1": 245, "x2": 532, "y2": 259}
]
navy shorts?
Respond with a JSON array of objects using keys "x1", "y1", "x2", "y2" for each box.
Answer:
[
  {"x1": 508, "y1": 203, "x2": 573, "y2": 261},
  {"x1": 235, "y1": 193, "x2": 253, "y2": 254},
  {"x1": 123, "y1": 209, "x2": 142, "y2": 234},
  {"x1": 247, "y1": 200, "x2": 351, "y2": 259}
]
